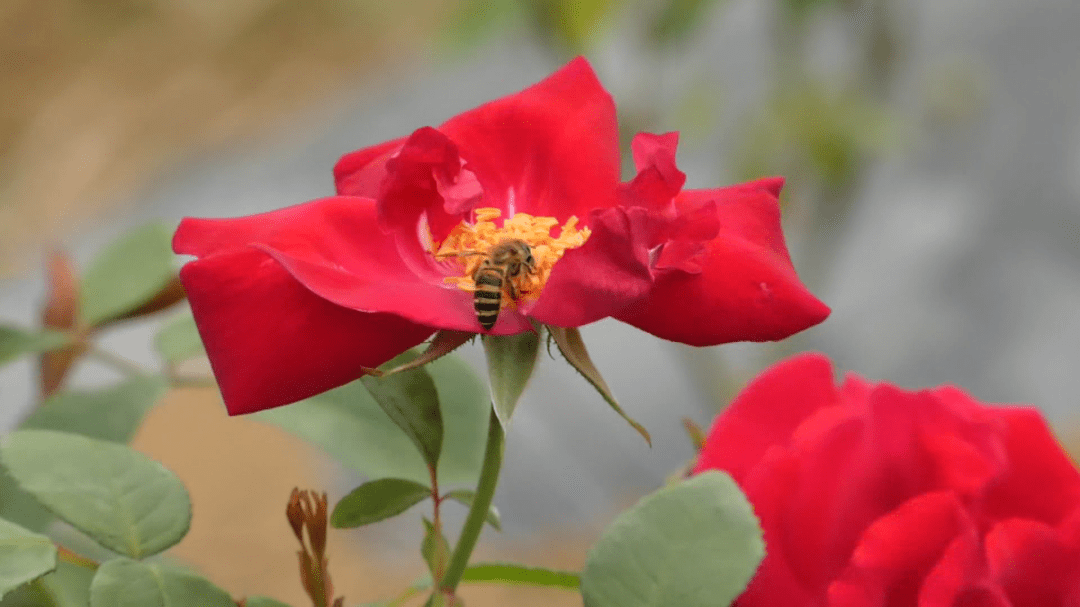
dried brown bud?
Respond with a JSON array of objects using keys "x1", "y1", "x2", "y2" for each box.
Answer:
[
  {"x1": 39, "y1": 250, "x2": 84, "y2": 397},
  {"x1": 286, "y1": 488, "x2": 305, "y2": 543},
  {"x1": 308, "y1": 492, "x2": 328, "y2": 558}
]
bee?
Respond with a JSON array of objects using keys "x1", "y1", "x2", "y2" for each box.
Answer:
[{"x1": 442, "y1": 239, "x2": 536, "y2": 331}]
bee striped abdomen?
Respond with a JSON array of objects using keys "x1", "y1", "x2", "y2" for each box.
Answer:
[{"x1": 473, "y1": 270, "x2": 504, "y2": 331}]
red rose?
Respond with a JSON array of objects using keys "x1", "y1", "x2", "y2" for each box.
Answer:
[
  {"x1": 694, "y1": 353, "x2": 1080, "y2": 606},
  {"x1": 174, "y1": 58, "x2": 829, "y2": 415}
]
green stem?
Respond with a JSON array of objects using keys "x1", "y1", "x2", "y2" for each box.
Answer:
[{"x1": 439, "y1": 408, "x2": 504, "y2": 594}]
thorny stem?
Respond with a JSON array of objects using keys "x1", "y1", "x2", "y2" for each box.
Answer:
[
  {"x1": 439, "y1": 408, "x2": 504, "y2": 595},
  {"x1": 429, "y1": 464, "x2": 444, "y2": 582}
]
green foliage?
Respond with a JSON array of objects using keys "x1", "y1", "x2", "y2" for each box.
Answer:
[
  {"x1": 154, "y1": 313, "x2": 204, "y2": 364},
  {"x1": 0, "y1": 560, "x2": 94, "y2": 607},
  {"x1": 80, "y1": 224, "x2": 176, "y2": 326},
  {"x1": 0, "y1": 517, "x2": 56, "y2": 599},
  {"x1": 256, "y1": 352, "x2": 490, "y2": 487},
  {"x1": 20, "y1": 376, "x2": 168, "y2": 444},
  {"x1": 580, "y1": 472, "x2": 763, "y2": 607},
  {"x1": 331, "y1": 478, "x2": 431, "y2": 528},
  {"x1": 482, "y1": 330, "x2": 540, "y2": 427},
  {"x1": 420, "y1": 518, "x2": 450, "y2": 579},
  {"x1": 0, "y1": 430, "x2": 191, "y2": 559},
  {"x1": 0, "y1": 327, "x2": 70, "y2": 368},
  {"x1": 734, "y1": 81, "x2": 899, "y2": 193},
  {"x1": 526, "y1": 0, "x2": 616, "y2": 54},
  {"x1": 460, "y1": 562, "x2": 579, "y2": 589},
  {"x1": 648, "y1": 0, "x2": 723, "y2": 46},
  {"x1": 443, "y1": 490, "x2": 501, "y2": 531},
  {"x1": 0, "y1": 467, "x2": 51, "y2": 534},
  {"x1": 89, "y1": 559, "x2": 235, "y2": 607},
  {"x1": 243, "y1": 598, "x2": 294, "y2": 607},
  {"x1": 548, "y1": 327, "x2": 650, "y2": 445},
  {"x1": 360, "y1": 359, "x2": 443, "y2": 473}
]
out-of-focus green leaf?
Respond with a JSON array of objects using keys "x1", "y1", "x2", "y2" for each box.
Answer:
[
  {"x1": 0, "y1": 559, "x2": 95, "y2": 606},
  {"x1": 528, "y1": 0, "x2": 615, "y2": 53},
  {"x1": 420, "y1": 518, "x2": 450, "y2": 580},
  {"x1": 580, "y1": 472, "x2": 763, "y2": 607},
  {"x1": 482, "y1": 331, "x2": 540, "y2": 428},
  {"x1": 443, "y1": 490, "x2": 501, "y2": 531},
  {"x1": 80, "y1": 224, "x2": 176, "y2": 326},
  {"x1": 0, "y1": 467, "x2": 51, "y2": 534},
  {"x1": 460, "y1": 562, "x2": 579, "y2": 589},
  {"x1": 0, "y1": 327, "x2": 70, "y2": 368},
  {"x1": 331, "y1": 478, "x2": 431, "y2": 528},
  {"x1": 1, "y1": 430, "x2": 191, "y2": 559},
  {"x1": 154, "y1": 313, "x2": 204, "y2": 364},
  {"x1": 360, "y1": 360, "x2": 443, "y2": 473},
  {"x1": 243, "y1": 597, "x2": 294, "y2": 607},
  {"x1": 20, "y1": 376, "x2": 168, "y2": 444},
  {"x1": 439, "y1": 0, "x2": 523, "y2": 53},
  {"x1": 89, "y1": 558, "x2": 235, "y2": 607},
  {"x1": 0, "y1": 517, "x2": 56, "y2": 599},
  {"x1": 648, "y1": 0, "x2": 722, "y2": 45},
  {"x1": 256, "y1": 352, "x2": 489, "y2": 487}
]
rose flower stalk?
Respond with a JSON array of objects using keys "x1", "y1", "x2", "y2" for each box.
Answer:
[
  {"x1": 695, "y1": 353, "x2": 1080, "y2": 606},
  {"x1": 173, "y1": 58, "x2": 829, "y2": 415}
]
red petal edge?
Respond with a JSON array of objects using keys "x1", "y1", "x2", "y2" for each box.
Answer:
[{"x1": 179, "y1": 248, "x2": 433, "y2": 414}]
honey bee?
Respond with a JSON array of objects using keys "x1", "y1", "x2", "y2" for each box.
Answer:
[{"x1": 442, "y1": 239, "x2": 536, "y2": 331}]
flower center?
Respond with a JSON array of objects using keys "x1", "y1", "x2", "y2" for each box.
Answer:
[{"x1": 434, "y1": 208, "x2": 590, "y2": 302}]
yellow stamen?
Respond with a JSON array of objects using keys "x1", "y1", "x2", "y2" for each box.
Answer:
[{"x1": 434, "y1": 208, "x2": 591, "y2": 302}]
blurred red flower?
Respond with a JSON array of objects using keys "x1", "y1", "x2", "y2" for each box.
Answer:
[
  {"x1": 695, "y1": 353, "x2": 1080, "y2": 607},
  {"x1": 174, "y1": 58, "x2": 828, "y2": 415}
]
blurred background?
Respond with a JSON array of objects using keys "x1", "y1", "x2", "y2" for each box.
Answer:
[{"x1": 2, "y1": 0, "x2": 1079, "y2": 604}]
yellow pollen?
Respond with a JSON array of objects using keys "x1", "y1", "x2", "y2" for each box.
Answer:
[{"x1": 434, "y1": 208, "x2": 591, "y2": 301}]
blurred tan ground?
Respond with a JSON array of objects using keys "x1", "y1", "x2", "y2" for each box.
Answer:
[
  {"x1": 0, "y1": 0, "x2": 446, "y2": 275},
  {"x1": 133, "y1": 388, "x2": 589, "y2": 606}
]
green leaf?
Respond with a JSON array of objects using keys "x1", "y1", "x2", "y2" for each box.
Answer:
[
  {"x1": 0, "y1": 560, "x2": 95, "y2": 607},
  {"x1": 0, "y1": 467, "x2": 52, "y2": 534},
  {"x1": 154, "y1": 313, "x2": 204, "y2": 364},
  {"x1": 0, "y1": 326, "x2": 70, "y2": 368},
  {"x1": 80, "y1": 224, "x2": 176, "y2": 326},
  {"x1": 89, "y1": 558, "x2": 235, "y2": 607},
  {"x1": 461, "y1": 562, "x2": 579, "y2": 590},
  {"x1": 548, "y1": 327, "x2": 650, "y2": 445},
  {"x1": 21, "y1": 376, "x2": 168, "y2": 444},
  {"x1": 241, "y1": 598, "x2": 294, "y2": 607},
  {"x1": 481, "y1": 330, "x2": 540, "y2": 427},
  {"x1": 443, "y1": 490, "x2": 501, "y2": 531},
  {"x1": 360, "y1": 358, "x2": 443, "y2": 472},
  {"x1": 256, "y1": 352, "x2": 490, "y2": 487},
  {"x1": 0, "y1": 517, "x2": 57, "y2": 599},
  {"x1": 580, "y1": 472, "x2": 763, "y2": 607},
  {"x1": 331, "y1": 478, "x2": 431, "y2": 528},
  {"x1": 1, "y1": 430, "x2": 192, "y2": 559},
  {"x1": 420, "y1": 518, "x2": 450, "y2": 579},
  {"x1": 648, "y1": 0, "x2": 721, "y2": 45}
]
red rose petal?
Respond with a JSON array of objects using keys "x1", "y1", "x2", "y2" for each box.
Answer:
[
  {"x1": 333, "y1": 135, "x2": 407, "y2": 197},
  {"x1": 735, "y1": 449, "x2": 817, "y2": 607},
  {"x1": 984, "y1": 518, "x2": 1080, "y2": 607},
  {"x1": 528, "y1": 206, "x2": 655, "y2": 328},
  {"x1": 177, "y1": 196, "x2": 526, "y2": 334},
  {"x1": 615, "y1": 182, "x2": 830, "y2": 345},
  {"x1": 693, "y1": 353, "x2": 838, "y2": 482},
  {"x1": 179, "y1": 248, "x2": 433, "y2": 414},
  {"x1": 983, "y1": 407, "x2": 1080, "y2": 525},
  {"x1": 438, "y1": 57, "x2": 621, "y2": 223}
]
